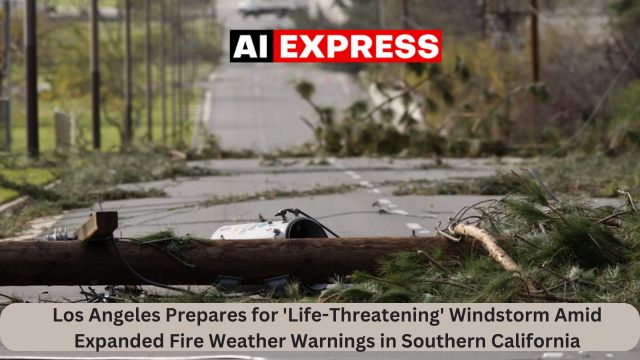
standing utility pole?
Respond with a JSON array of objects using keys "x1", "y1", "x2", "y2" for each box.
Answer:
[
  {"x1": 186, "y1": 0, "x2": 194, "y2": 133},
  {"x1": 530, "y1": 0, "x2": 540, "y2": 82},
  {"x1": 401, "y1": 0, "x2": 409, "y2": 29},
  {"x1": 2, "y1": 0, "x2": 12, "y2": 151},
  {"x1": 123, "y1": 0, "x2": 132, "y2": 145},
  {"x1": 144, "y1": 0, "x2": 152, "y2": 142},
  {"x1": 90, "y1": 0, "x2": 100, "y2": 149},
  {"x1": 160, "y1": 0, "x2": 167, "y2": 143},
  {"x1": 24, "y1": 0, "x2": 38, "y2": 158},
  {"x1": 177, "y1": 0, "x2": 184, "y2": 142},
  {"x1": 170, "y1": 0, "x2": 177, "y2": 142},
  {"x1": 377, "y1": 0, "x2": 385, "y2": 28}
]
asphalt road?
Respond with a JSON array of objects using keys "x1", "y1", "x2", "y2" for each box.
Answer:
[
  {"x1": 1, "y1": 2, "x2": 638, "y2": 359},
  {"x1": 1, "y1": 156, "x2": 514, "y2": 302},
  {"x1": 3, "y1": 156, "x2": 638, "y2": 358},
  {"x1": 198, "y1": 0, "x2": 362, "y2": 152},
  {"x1": 47, "y1": 157, "x2": 510, "y2": 239}
]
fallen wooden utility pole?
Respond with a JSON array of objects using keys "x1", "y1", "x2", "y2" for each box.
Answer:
[
  {"x1": 0, "y1": 237, "x2": 474, "y2": 286},
  {"x1": 0, "y1": 212, "x2": 483, "y2": 286}
]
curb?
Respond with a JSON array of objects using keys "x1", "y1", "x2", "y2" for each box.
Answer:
[
  {"x1": 0, "y1": 180, "x2": 61, "y2": 215},
  {"x1": 0, "y1": 195, "x2": 28, "y2": 214}
]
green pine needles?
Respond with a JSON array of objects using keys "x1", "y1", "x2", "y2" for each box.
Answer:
[{"x1": 324, "y1": 171, "x2": 640, "y2": 306}]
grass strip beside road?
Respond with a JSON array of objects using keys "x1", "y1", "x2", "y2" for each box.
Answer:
[
  {"x1": 0, "y1": 167, "x2": 56, "y2": 204},
  {"x1": 0, "y1": 148, "x2": 226, "y2": 238}
]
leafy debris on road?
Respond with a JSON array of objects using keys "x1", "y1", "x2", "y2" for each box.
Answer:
[
  {"x1": 0, "y1": 149, "x2": 226, "y2": 239},
  {"x1": 3, "y1": 173, "x2": 633, "y2": 307},
  {"x1": 198, "y1": 184, "x2": 360, "y2": 208},
  {"x1": 393, "y1": 172, "x2": 519, "y2": 196},
  {"x1": 326, "y1": 172, "x2": 639, "y2": 306},
  {"x1": 389, "y1": 153, "x2": 640, "y2": 198}
]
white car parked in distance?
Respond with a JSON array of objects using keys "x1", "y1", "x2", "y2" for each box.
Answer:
[{"x1": 237, "y1": 0, "x2": 307, "y2": 18}]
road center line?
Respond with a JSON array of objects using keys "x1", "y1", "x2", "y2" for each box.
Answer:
[{"x1": 405, "y1": 222, "x2": 422, "y2": 230}]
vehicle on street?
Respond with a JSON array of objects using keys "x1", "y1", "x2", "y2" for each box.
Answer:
[{"x1": 237, "y1": 0, "x2": 306, "y2": 18}]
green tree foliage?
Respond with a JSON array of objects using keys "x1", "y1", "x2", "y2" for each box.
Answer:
[
  {"x1": 611, "y1": 0, "x2": 640, "y2": 31},
  {"x1": 608, "y1": 80, "x2": 640, "y2": 152},
  {"x1": 295, "y1": 53, "x2": 547, "y2": 157},
  {"x1": 320, "y1": 172, "x2": 640, "y2": 305}
]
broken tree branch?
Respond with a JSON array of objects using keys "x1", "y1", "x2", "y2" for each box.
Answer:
[
  {"x1": 452, "y1": 223, "x2": 538, "y2": 294},
  {"x1": 453, "y1": 223, "x2": 520, "y2": 272}
]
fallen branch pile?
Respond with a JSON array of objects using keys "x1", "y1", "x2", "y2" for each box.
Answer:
[
  {"x1": 320, "y1": 171, "x2": 640, "y2": 305},
  {"x1": 0, "y1": 171, "x2": 638, "y2": 306}
]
